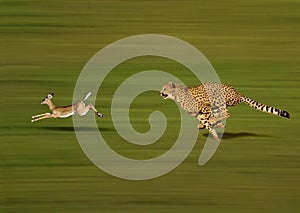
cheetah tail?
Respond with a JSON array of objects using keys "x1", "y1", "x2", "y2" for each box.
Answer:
[{"x1": 241, "y1": 96, "x2": 290, "y2": 118}]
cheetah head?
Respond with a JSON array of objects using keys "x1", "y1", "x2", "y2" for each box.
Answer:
[{"x1": 159, "y1": 82, "x2": 179, "y2": 100}]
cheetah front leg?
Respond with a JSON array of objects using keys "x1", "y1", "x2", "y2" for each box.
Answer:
[
  {"x1": 196, "y1": 110, "x2": 220, "y2": 140},
  {"x1": 197, "y1": 112, "x2": 208, "y2": 129},
  {"x1": 196, "y1": 104, "x2": 212, "y2": 129},
  {"x1": 197, "y1": 115, "x2": 219, "y2": 140}
]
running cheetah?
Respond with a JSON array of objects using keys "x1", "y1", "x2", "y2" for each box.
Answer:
[{"x1": 159, "y1": 82, "x2": 290, "y2": 140}]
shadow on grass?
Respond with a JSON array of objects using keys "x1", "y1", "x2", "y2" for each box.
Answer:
[
  {"x1": 37, "y1": 127, "x2": 271, "y2": 139},
  {"x1": 36, "y1": 126, "x2": 113, "y2": 132},
  {"x1": 203, "y1": 132, "x2": 272, "y2": 139}
]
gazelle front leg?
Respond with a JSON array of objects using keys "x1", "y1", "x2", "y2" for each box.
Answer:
[
  {"x1": 32, "y1": 112, "x2": 50, "y2": 119},
  {"x1": 31, "y1": 113, "x2": 53, "y2": 122}
]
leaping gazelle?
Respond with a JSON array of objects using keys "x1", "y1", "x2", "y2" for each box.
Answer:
[{"x1": 31, "y1": 92, "x2": 103, "y2": 122}]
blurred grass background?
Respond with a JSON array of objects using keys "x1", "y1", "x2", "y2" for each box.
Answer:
[{"x1": 1, "y1": 0, "x2": 300, "y2": 212}]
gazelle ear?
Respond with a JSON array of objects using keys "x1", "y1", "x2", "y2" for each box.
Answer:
[{"x1": 48, "y1": 93, "x2": 54, "y2": 99}]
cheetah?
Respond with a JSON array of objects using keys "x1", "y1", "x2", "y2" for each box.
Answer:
[{"x1": 159, "y1": 82, "x2": 290, "y2": 140}]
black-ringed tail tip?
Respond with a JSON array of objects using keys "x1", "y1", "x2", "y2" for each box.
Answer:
[{"x1": 280, "y1": 110, "x2": 290, "y2": 119}]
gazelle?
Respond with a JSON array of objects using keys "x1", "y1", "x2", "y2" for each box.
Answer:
[{"x1": 31, "y1": 92, "x2": 103, "y2": 122}]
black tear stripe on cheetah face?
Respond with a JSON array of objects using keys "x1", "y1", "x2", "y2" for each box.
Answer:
[{"x1": 160, "y1": 82, "x2": 290, "y2": 140}]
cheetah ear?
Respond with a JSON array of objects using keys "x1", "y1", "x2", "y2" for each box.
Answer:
[{"x1": 168, "y1": 82, "x2": 176, "y2": 88}]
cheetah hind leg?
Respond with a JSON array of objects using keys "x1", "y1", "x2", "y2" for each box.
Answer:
[
  {"x1": 212, "y1": 120, "x2": 225, "y2": 128},
  {"x1": 209, "y1": 110, "x2": 230, "y2": 128},
  {"x1": 198, "y1": 124, "x2": 220, "y2": 140},
  {"x1": 208, "y1": 126, "x2": 219, "y2": 140},
  {"x1": 210, "y1": 109, "x2": 230, "y2": 122},
  {"x1": 208, "y1": 110, "x2": 230, "y2": 138},
  {"x1": 197, "y1": 118, "x2": 220, "y2": 140}
]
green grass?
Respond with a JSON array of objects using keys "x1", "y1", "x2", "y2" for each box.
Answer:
[{"x1": 1, "y1": 0, "x2": 300, "y2": 212}]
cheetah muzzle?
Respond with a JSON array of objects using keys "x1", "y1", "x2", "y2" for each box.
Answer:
[{"x1": 160, "y1": 92, "x2": 168, "y2": 99}]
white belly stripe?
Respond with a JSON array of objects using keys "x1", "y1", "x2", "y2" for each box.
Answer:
[{"x1": 59, "y1": 112, "x2": 75, "y2": 118}]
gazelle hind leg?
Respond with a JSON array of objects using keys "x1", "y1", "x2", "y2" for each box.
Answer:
[
  {"x1": 77, "y1": 103, "x2": 103, "y2": 117},
  {"x1": 88, "y1": 104, "x2": 103, "y2": 117}
]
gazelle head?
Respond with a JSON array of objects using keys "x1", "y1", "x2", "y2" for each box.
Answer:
[{"x1": 41, "y1": 93, "x2": 54, "y2": 104}]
